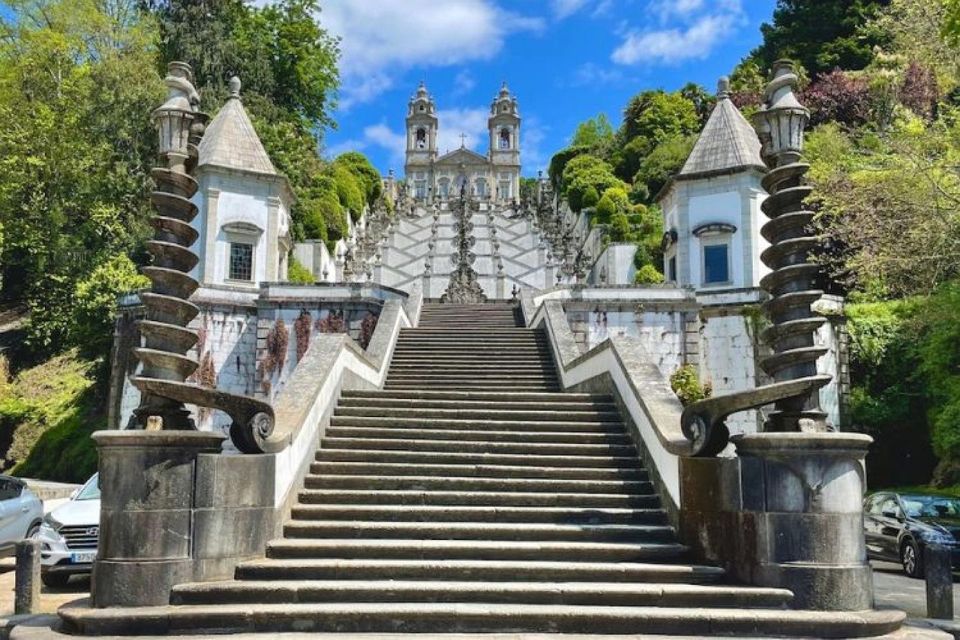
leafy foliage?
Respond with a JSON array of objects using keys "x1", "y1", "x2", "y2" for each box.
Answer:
[
  {"x1": 669, "y1": 365, "x2": 712, "y2": 406},
  {"x1": 751, "y1": 0, "x2": 892, "y2": 77},
  {"x1": 0, "y1": 351, "x2": 100, "y2": 482},
  {"x1": 286, "y1": 256, "x2": 314, "y2": 284}
]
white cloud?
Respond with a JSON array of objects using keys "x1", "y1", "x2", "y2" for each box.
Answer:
[
  {"x1": 570, "y1": 62, "x2": 624, "y2": 87},
  {"x1": 452, "y1": 69, "x2": 477, "y2": 97},
  {"x1": 325, "y1": 123, "x2": 407, "y2": 169},
  {"x1": 551, "y1": 0, "x2": 590, "y2": 19},
  {"x1": 435, "y1": 107, "x2": 490, "y2": 155},
  {"x1": 319, "y1": 1, "x2": 542, "y2": 108},
  {"x1": 611, "y1": 1, "x2": 743, "y2": 66},
  {"x1": 520, "y1": 116, "x2": 549, "y2": 175}
]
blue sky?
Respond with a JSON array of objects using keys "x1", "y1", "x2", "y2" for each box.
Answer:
[{"x1": 320, "y1": 0, "x2": 777, "y2": 177}]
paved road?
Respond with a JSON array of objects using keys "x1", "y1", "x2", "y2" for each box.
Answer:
[{"x1": 872, "y1": 560, "x2": 960, "y2": 619}]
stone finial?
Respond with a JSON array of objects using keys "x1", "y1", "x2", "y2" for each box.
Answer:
[
  {"x1": 717, "y1": 76, "x2": 731, "y2": 99},
  {"x1": 229, "y1": 76, "x2": 241, "y2": 99},
  {"x1": 754, "y1": 59, "x2": 809, "y2": 164}
]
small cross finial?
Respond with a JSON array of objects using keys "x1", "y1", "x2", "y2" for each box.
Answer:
[
  {"x1": 229, "y1": 76, "x2": 241, "y2": 98},
  {"x1": 459, "y1": 132, "x2": 467, "y2": 148}
]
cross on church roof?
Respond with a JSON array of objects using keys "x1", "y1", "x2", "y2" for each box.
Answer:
[{"x1": 459, "y1": 132, "x2": 467, "y2": 148}]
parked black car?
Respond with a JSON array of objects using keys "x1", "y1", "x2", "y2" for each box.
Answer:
[{"x1": 864, "y1": 492, "x2": 960, "y2": 578}]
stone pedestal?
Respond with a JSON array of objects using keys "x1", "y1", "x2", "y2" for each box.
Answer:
[
  {"x1": 91, "y1": 430, "x2": 225, "y2": 608},
  {"x1": 681, "y1": 432, "x2": 874, "y2": 611}
]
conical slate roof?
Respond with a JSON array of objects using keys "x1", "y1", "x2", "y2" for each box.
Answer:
[
  {"x1": 198, "y1": 77, "x2": 277, "y2": 176},
  {"x1": 677, "y1": 78, "x2": 765, "y2": 180}
]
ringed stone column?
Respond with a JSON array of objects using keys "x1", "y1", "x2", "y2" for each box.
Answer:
[{"x1": 742, "y1": 60, "x2": 873, "y2": 610}]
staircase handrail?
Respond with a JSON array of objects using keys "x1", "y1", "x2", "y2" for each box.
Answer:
[{"x1": 268, "y1": 297, "x2": 410, "y2": 508}]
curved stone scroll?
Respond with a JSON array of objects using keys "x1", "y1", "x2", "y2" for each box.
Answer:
[
  {"x1": 681, "y1": 375, "x2": 831, "y2": 457},
  {"x1": 133, "y1": 378, "x2": 276, "y2": 454}
]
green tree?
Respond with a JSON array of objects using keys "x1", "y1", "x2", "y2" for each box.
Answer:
[
  {"x1": 0, "y1": 0, "x2": 163, "y2": 351},
  {"x1": 560, "y1": 155, "x2": 624, "y2": 213},
  {"x1": 616, "y1": 90, "x2": 699, "y2": 180},
  {"x1": 632, "y1": 134, "x2": 698, "y2": 202},
  {"x1": 750, "y1": 0, "x2": 891, "y2": 77},
  {"x1": 571, "y1": 113, "x2": 615, "y2": 156},
  {"x1": 333, "y1": 152, "x2": 382, "y2": 207}
]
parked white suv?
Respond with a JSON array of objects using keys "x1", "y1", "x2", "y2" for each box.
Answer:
[
  {"x1": 37, "y1": 473, "x2": 99, "y2": 587},
  {"x1": 0, "y1": 475, "x2": 43, "y2": 555}
]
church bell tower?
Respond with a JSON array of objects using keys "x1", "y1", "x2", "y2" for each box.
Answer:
[
  {"x1": 489, "y1": 82, "x2": 520, "y2": 201},
  {"x1": 405, "y1": 82, "x2": 438, "y2": 200}
]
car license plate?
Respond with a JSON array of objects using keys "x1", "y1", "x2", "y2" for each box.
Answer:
[{"x1": 72, "y1": 552, "x2": 96, "y2": 564}]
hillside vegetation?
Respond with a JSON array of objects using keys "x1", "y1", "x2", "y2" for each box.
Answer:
[{"x1": 549, "y1": 0, "x2": 960, "y2": 487}]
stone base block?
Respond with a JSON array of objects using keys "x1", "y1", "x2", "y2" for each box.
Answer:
[
  {"x1": 92, "y1": 559, "x2": 194, "y2": 607},
  {"x1": 755, "y1": 562, "x2": 874, "y2": 611}
]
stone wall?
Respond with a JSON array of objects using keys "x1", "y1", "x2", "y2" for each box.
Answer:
[
  {"x1": 109, "y1": 283, "x2": 406, "y2": 444},
  {"x1": 557, "y1": 286, "x2": 848, "y2": 436}
]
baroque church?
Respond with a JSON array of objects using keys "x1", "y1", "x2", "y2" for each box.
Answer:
[{"x1": 404, "y1": 81, "x2": 521, "y2": 201}]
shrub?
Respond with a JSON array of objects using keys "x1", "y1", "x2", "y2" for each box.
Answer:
[
  {"x1": 328, "y1": 164, "x2": 365, "y2": 222},
  {"x1": 669, "y1": 364, "x2": 711, "y2": 406},
  {"x1": 334, "y1": 152, "x2": 382, "y2": 206},
  {"x1": 71, "y1": 254, "x2": 149, "y2": 359},
  {"x1": 634, "y1": 264, "x2": 664, "y2": 284},
  {"x1": 287, "y1": 256, "x2": 314, "y2": 284},
  {"x1": 802, "y1": 69, "x2": 872, "y2": 128}
]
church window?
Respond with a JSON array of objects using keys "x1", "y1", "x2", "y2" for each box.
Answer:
[
  {"x1": 668, "y1": 256, "x2": 677, "y2": 282},
  {"x1": 499, "y1": 181, "x2": 511, "y2": 199},
  {"x1": 229, "y1": 243, "x2": 254, "y2": 282},
  {"x1": 415, "y1": 181, "x2": 426, "y2": 199},
  {"x1": 415, "y1": 128, "x2": 427, "y2": 149},
  {"x1": 702, "y1": 241, "x2": 730, "y2": 285},
  {"x1": 499, "y1": 128, "x2": 510, "y2": 149}
]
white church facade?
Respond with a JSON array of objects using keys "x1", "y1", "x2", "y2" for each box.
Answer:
[{"x1": 404, "y1": 82, "x2": 521, "y2": 202}]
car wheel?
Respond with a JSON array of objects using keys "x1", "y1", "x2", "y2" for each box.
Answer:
[
  {"x1": 26, "y1": 523, "x2": 40, "y2": 539},
  {"x1": 901, "y1": 539, "x2": 924, "y2": 578},
  {"x1": 41, "y1": 572, "x2": 71, "y2": 588}
]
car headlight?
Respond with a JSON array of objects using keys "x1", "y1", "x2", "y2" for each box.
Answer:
[
  {"x1": 920, "y1": 530, "x2": 956, "y2": 545},
  {"x1": 42, "y1": 513, "x2": 63, "y2": 531}
]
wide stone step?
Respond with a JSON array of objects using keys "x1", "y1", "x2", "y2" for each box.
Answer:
[
  {"x1": 384, "y1": 383, "x2": 561, "y2": 392},
  {"x1": 400, "y1": 331, "x2": 543, "y2": 336},
  {"x1": 341, "y1": 390, "x2": 609, "y2": 403},
  {"x1": 333, "y1": 407, "x2": 613, "y2": 422},
  {"x1": 297, "y1": 489, "x2": 658, "y2": 508},
  {"x1": 390, "y1": 347, "x2": 550, "y2": 356},
  {"x1": 325, "y1": 426, "x2": 630, "y2": 445},
  {"x1": 320, "y1": 437, "x2": 636, "y2": 458},
  {"x1": 336, "y1": 397, "x2": 614, "y2": 411},
  {"x1": 385, "y1": 372, "x2": 558, "y2": 381},
  {"x1": 264, "y1": 539, "x2": 687, "y2": 563},
  {"x1": 236, "y1": 558, "x2": 725, "y2": 584},
  {"x1": 58, "y1": 602, "x2": 906, "y2": 637},
  {"x1": 310, "y1": 462, "x2": 642, "y2": 481},
  {"x1": 328, "y1": 416, "x2": 625, "y2": 433},
  {"x1": 388, "y1": 364, "x2": 556, "y2": 373},
  {"x1": 171, "y1": 579, "x2": 793, "y2": 609},
  {"x1": 388, "y1": 358, "x2": 554, "y2": 367},
  {"x1": 303, "y1": 474, "x2": 651, "y2": 493},
  {"x1": 395, "y1": 339, "x2": 548, "y2": 347},
  {"x1": 282, "y1": 520, "x2": 671, "y2": 542},
  {"x1": 290, "y1": 504, "x2": 663, "y2": 525},
  {"x1": 314, "y1": 449, "x2": 638, "y2": 469},
  {"x1": 384, "y1": 385, "x2": 561, "y2": 392}
]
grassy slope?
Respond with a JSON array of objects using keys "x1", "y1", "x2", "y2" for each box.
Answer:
[{"x1": 0, "y1": 349, "x2": 102, "y2": 482}]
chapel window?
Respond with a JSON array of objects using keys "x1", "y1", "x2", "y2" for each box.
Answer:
[
  {"x1": 702, "y1": 241, "x2": 730, "y2": 286},
  {"x1": 229, "y1": 242, "x2": 254, "y2": 282},
  {"x1": 668, "y1": 256, "x2": 677, "y2": 282}
]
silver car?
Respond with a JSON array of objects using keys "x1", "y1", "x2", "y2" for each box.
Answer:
[{"x1": 0, "y1": 475, "x2": 43, "y2": 555}]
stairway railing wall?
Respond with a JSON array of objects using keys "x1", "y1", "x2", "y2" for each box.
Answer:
[
  {"x1": 179, "y1": 297, "x2": 411, "y2": 584},
  {"x1": 527, "y1": 299, "x2": 691, "y2": 526}
]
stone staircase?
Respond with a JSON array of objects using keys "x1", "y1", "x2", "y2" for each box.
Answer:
[{"x1": 60, "y1": 303, "x2": 903, "y2": 637}]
